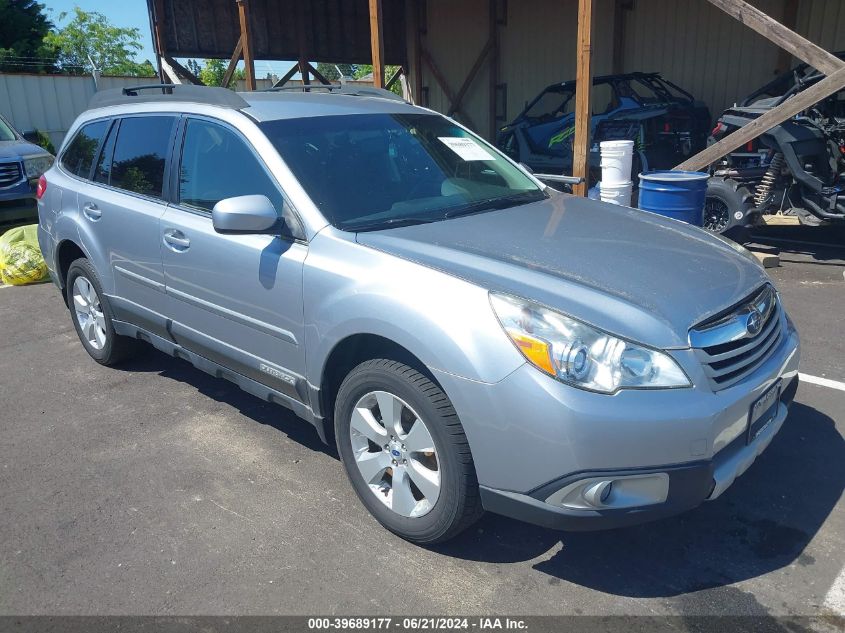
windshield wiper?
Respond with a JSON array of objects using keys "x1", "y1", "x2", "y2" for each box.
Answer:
[
  {"x1": 443, "y1": 191, "x2": 546, "y2": 219},
  {"x1": 342, "y1": 216, "x2": 437, "y2": 232}
]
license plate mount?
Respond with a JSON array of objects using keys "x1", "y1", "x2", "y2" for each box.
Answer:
[{"x1": 747, "y1": 380, "x2": 781, "y2": 444}]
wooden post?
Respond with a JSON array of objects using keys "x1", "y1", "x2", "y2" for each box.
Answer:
[
  {"x1": 147, "y1": 0, "x2": 166, "y2": 83},
  {"x1": 414, "y1": 0, "x2": 424, "y2": 104},
  {"x1": 488, "y1": 0, "x2": 500, "y2": 140},
  {"x1": 572, "y1": 0, "x2": 595, "y2": 197},
  {"x1": 369, "y1": 0, "x2": 385, "y2": 88},
  {"x1": 237, "y1": 0, "x2": 256, "y2": 90}
]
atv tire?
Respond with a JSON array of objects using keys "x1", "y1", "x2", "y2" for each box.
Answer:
[{"x1": 704, "y1": 177, "x2": 755, "y2": 242}]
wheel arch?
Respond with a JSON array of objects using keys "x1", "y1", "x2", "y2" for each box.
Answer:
[
  {"x1": 316, "y1": 333, "x2": 447, "y2": 443},
  {"x1": 55, "y1": 239, "x2": 88, "y2": 302}
]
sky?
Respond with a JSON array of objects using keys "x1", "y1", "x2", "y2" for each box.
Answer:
[{"x1": 41, "y1": 0, "x2": 295, "y2": 78}]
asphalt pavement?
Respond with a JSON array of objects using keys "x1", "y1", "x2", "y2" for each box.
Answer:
[{"x1": 0, "y1": 227, "x2": 843, "y2": 621}]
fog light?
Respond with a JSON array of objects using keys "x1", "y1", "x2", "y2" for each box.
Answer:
[{"x1": 582, "y1": 480, "x2": 613, "y2": 507}]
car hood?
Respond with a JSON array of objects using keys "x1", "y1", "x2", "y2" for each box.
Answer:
[
  {"x1": 0, "y1": 139, "x2": 49, "y2": 161},
  {"x1": 356, "y1": 194, "x2": 769, "y2": 349}
]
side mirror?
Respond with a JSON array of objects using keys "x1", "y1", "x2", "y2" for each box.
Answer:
[
  {"x1": 22, "y1": 130, "x2": 39, "y2": 144},
  {"x1": 212, "y1": 195, "x2": 278, "y2": 234}
]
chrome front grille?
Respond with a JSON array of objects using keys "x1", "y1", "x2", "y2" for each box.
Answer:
[
  {"x1": 690, "y1": 285, "x2": 783, "y2": 390},
  {"x1": 0, "y1": 161, "x2": 23, "y2": 188}
]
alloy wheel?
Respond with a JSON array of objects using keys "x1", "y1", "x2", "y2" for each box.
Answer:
[
  {"x1": 349, "y1": 390, "x2": 441, "y2": 518},
  {"x1": 72, "y1": 276, "x2": 107, "y2": 350},
  {"x1": 703, "y1": 198, "x2": 730, "y2": 232}
]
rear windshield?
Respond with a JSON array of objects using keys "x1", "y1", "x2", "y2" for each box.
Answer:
[{"x1": 259, "y1": 113, "x2": 544, "y2": 232}]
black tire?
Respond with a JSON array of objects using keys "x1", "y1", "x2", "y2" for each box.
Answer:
[
  {"x1": 704, "y1": 177, "x2": 755, "y2": 241},
  {"x1": 66, "y1": 258, "x2": 140, "y2": 366},
  {"x1": 335, "y1": 359, "x2": 483, "y2": 544}
]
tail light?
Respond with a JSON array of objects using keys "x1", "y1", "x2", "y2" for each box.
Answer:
[
  {"x1": 663, "y1": 122, "x2": 671, "y2": 133},
  {"x1": 36, "y1": 175, "x2": 47, "y2": 200},
  {"x1": 711, "y1": 122, "x2": 726, "y2": 137}
]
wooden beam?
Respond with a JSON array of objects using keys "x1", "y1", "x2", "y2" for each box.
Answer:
[
  {"x1": 272, "y1": 64, "x2": 298, "y2": 88},
  {"x1": 236, "y1": 0, "x2": 256, "y2": 90},
  {"x1": 447, "y1": 38, "x2": 493, "y2": 116},
  {"x1": 148, "y1": 0, "x2": 165, "y2": 83},
  {"x1": 488, "y1": 0, "x2": 500, "y2": 140},
  {"x1": 221, "y1": 35, "x2": 244, "y2": 89},
  {"x1": 385, "y1": 66, "x2": 403, "y2": 90},
  {"x1": 572, "y1": 0, "x2": 595, "y2": 196},
  {"x1": 306, "y1": 62, "x2": 332, "y2": 85},
  {"x1": 369, "y1": 0, "x2": 385, "y2": 87},
  {"x1": 162, "y1": 54, "x2": 203, "y2": 85},
  {"x1": 414, "y1": 0, "x2": 423, "y2": 105},
  {"x1": 421, "y1": 48, "x2": 479, "y2": 130},
  {"x1": 299, "y1": 60, "x2": 311, "y2": 86},
  {"x1": 706, "y1": 0, "x2": 844, "y2": 76},
  {"x1": 675, "y1": 65, "x2": 845, "y2": 171},
  {"x1": 160, "y1": 57, "x2": 183, "y2": 84}
]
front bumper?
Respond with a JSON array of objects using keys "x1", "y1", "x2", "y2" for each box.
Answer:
[
  {"x1": 479, "y1": 374, "x2": 797, "y2": 531},
  {"x1": 0, "y1": 178, "x2": 37, "y2": 225},
  {"x1": 432, "y1": 317, "x2": 800, "y2": 531}
]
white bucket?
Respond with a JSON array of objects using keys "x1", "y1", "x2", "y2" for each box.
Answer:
[
  {"x1": 599, "y1": 180, "x2": 633, "y2": 206},
  {"x1": 600, "y1": 139, "x2": 634, "y2": 185}
]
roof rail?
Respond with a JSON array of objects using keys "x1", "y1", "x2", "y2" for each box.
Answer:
[
  {"x1": 89, "y1": 84, "x2": 249, "y2": 110},
  {"x1": 260, "y1": 84, "x2": 406, "y2": 102}
]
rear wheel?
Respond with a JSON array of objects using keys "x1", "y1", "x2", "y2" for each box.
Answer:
[
  {"x1": 66, "y1": 258, "x2": 140, "y2": 365},
  {"x1": 335, "y1": 359, "x2": 482, "y2": 544},
  {"x1": 704, "y1": 177, "x2": 755, "y2": 241}
]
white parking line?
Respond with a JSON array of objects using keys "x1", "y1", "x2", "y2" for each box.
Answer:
[
  {"x1": 825, "y1": 565, "x2": 845, "y2": 615},
  {"x1": 799, "y1": 373, "x2": 845, "y2": 392}
]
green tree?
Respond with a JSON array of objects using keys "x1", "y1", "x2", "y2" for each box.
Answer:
[
  {"x1": 198, "y1": 58, "x2": 244, "y2": 88},
  {"x1": 43, "y1": 7, "x2": 156, "y2": 76},
  {"x1": 0, "y1": 0, "x2": 57, "y2": 73},
  {"x1": 314, "y1": 62, "x2": 357, "y2": 82},
  {"x1": 354, "y1": 64, "x2": 403, "y2": 95}
]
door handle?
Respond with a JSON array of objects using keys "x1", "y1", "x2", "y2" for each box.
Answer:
[
  {"x1": 163, "y1": 229, "x2": 190, "y2": 251},
  {"x1": 82, "y1": 202, "x2": 102, "y2": 221}
]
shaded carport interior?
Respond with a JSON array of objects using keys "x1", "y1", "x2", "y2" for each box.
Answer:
[{"x1": 148, "y1": 0, "x2": 845, "y2": 192}]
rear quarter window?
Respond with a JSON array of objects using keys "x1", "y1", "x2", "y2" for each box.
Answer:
[
  {"x1": 109, "y1": 116, "x2": 177, "y2": 198},
  {"x1": 60, "y1": 120, "x2": 109, "y2": 179}
]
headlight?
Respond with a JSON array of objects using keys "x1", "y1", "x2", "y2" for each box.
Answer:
[
  {"x1": 490, "y1": 293, "x2": 691, "y2": 394},
  {"x1": 24, "y1": 154, "x2": 54, "y2": 180}
]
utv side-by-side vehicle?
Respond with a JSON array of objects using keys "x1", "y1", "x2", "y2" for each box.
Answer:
[
  {"x1": 704, "y1": 53, "x2": 845, "y2": 236},
  {"x1": 496, "y1": 72, "x2": 711, "y2": 183}
]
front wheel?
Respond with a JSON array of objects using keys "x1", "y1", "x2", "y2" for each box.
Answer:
[
  {"x1": 334, "y1": 359, "x2": 482, "y2": 544},
  {"x1": 704, "y1": 177, "x2": 755, "y2": 241}
]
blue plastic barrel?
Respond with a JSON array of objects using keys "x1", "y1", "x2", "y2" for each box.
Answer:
[{"x1": 638, "y1": 171, "x2": 710, "y2": 226}]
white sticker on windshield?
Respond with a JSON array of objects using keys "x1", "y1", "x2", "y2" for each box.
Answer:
[{"x1": 438, "y1": 136, "x2": 496, "y2": 161}]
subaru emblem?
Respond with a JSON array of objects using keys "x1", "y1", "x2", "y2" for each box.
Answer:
[
  {"x1": 391, "y1": 449, "x2": 401, "y2": 458},
  {"x1": 746, "y1": 309, "x2": 763, "y2": 336}
]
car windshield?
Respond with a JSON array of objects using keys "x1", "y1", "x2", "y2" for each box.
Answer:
[
  {"x1": 0, "y1": 117, "x2": 17, "y2": 142},
  {"x1": 260, "y1": 113, "x2": 545, "y2": 232}
]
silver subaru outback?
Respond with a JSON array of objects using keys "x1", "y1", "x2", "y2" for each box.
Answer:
[{"x1": 36, "y1": 85, "x2": 799, "y2": 544}]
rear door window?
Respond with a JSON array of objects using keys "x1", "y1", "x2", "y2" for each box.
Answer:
[
  {"x1": 109, "y1": 116, "x2": 177, "y2": 199},
  {"x1": 61, "y1": 120, "x2": 109, "y2": 179},
  {"x1": 93, "y1": 120, "x2": 118, "y2": 184}
]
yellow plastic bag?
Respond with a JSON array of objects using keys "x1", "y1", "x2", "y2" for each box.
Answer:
[{"x1": 0, "y1": 224, "x2": 49, "y2": 286}]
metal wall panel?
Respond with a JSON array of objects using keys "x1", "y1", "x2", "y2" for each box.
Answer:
[
  {"x1": 619, "y1": 0, "x2": 786, "y2": 122},
  {"x1": 795, "y1": 0, "x2": 845, "y2": 55},
  {"x1": 0, "y1": 74, "x2": 144, "y2": 148}
]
